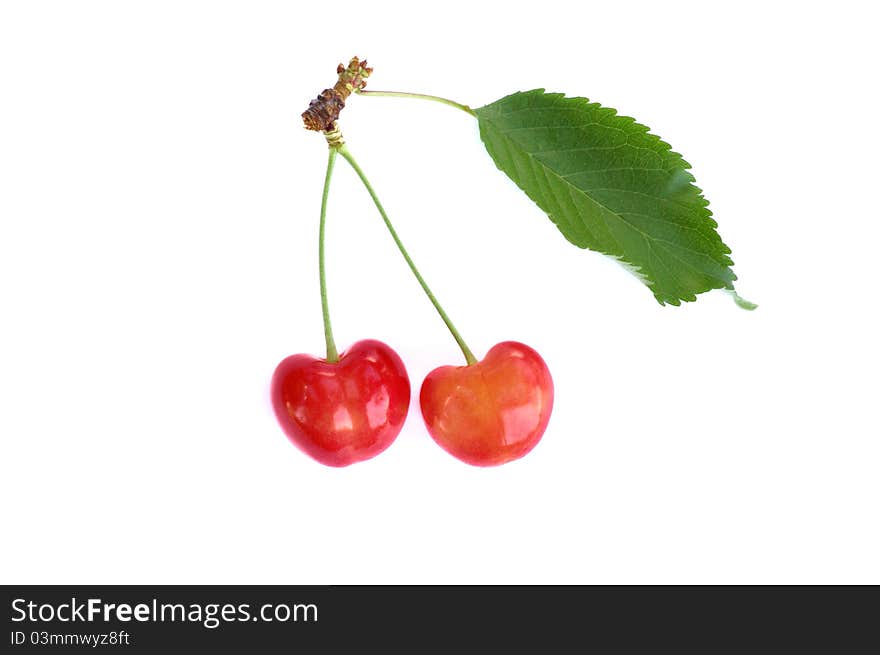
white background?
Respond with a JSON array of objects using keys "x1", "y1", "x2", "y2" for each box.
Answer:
[{"x1": 1, "y1": 1, "x2": 877, "y2": 584}]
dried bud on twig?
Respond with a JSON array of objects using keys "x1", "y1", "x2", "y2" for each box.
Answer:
[{"x1": 302, "y1": 56, "x2": 373, "y2": 132}]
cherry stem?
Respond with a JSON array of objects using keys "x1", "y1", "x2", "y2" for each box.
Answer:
[
  {"x1": 319, "y1": 147, "x2": 339, "y2": 363},
  {"x1": 356, "y1": 89, "x2": 476, "y2": 117},
  {"x1": 336, "y1": 144, "x2": 478, "y2": 366}
]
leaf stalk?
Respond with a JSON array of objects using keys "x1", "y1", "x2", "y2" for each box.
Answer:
[{"x1": 356, "y1": 89, "x2": 476, "y2": 117}]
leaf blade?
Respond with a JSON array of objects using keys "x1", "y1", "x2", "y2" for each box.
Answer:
[{"x1": 475, "y1": 90, "x2": 739, "y2": 305}]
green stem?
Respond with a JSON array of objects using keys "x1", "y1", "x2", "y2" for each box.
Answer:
[
  {"x1": 356, "y1": 89, "x2": 477, "y2": 117},
  {"x1": 336, "y1": 144, "x2": 477, "y2": 366},
  {"x1": 319, "y1": 147, "x2": 339, "y2": 362}
]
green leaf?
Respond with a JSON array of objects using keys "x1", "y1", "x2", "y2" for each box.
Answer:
[{"x1": 475, "y1": 90, "x2": 747, "y2": 306}]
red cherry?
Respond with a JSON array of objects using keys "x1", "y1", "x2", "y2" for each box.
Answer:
[
  {"x1": 419, "y1": 341, "x2": 554, "y2": 466},
  {"x1": 271, "y1": 339, "x2": 410, "y2": 467}
]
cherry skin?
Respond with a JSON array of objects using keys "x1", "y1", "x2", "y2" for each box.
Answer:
[
  {"x1": 271, "y1": 339, "x2": 410, "y2": 467},
  {"x1": 419, "y1": 341, "x2": 553, "y2": 466}
]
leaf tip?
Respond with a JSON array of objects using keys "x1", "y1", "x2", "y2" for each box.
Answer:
[{"x1": 728, "y1": 288, "x2": 758, "y2": 311}]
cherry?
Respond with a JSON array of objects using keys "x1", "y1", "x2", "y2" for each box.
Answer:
[
  {"x1": 419, "y1": 341, "x2": 553, "y2": 466},
  {"x1": 271, "y1": 339, "x2": 410, "y2": 467}
]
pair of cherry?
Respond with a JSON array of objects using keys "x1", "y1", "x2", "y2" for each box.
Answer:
[
  {"x1": 271, "y1": 339, "x2": 553, "y2": 467},
  {"x1": 272, "y1": 59, "x2": 552, "y2": 467}
]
